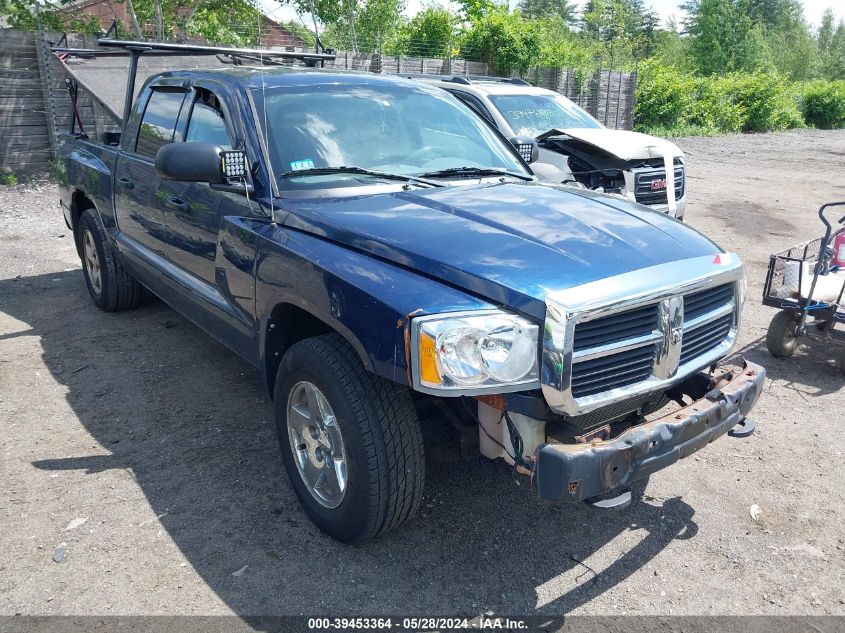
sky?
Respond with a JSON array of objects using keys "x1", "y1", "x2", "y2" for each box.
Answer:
[
  {"x1": 582, "y1": 0, "x2": 845, "y2": 28},
  {"x1": 260, "y1": 0, "x2": 844, "y2": 30}
]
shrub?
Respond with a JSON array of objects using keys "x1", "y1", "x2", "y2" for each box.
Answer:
[
  {"x1": 689, "y1": 76, "x2": 746, "y2": 133},
  {"x1": 800, "y1": 81, "x2": 845, "y2": 129},
  {"x1": 634, "y1": 59, "x2": 696, "y2": 130},
  {"x1": 635, "y1": 60, "x2": 807, "y2": 135},
  {"x1": 720, "y1": 72, "x2": 803, "y2": 132}
]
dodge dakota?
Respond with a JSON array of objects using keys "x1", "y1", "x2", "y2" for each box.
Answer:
[{"x1": 58, "y1": 40, "x2": 763, "y2": 543}]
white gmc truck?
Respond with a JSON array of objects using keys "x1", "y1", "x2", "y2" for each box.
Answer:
[{"x1": 411, "y1": 75, "x2": 687, "y2": 221}]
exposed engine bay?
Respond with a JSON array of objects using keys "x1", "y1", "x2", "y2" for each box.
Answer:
[{"x1": 528, "y1": 129, "x2": 686, "y2": 216}]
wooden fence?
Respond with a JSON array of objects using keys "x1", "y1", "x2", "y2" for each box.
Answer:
[
  {"x1": 0, "y1": 30, "x2": 55, "y2": 174},
  {"x1": 0, "y1": 28, "x2": 637, "y2": 176}
]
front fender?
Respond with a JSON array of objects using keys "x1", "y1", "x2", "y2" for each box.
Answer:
[{"x1": 254, "y1": 224, "x2": 493, "y2": 392}]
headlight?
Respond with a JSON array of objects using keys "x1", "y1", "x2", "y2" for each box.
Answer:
[{"x1": 412, "y1": 311, "x2": 539, "y2": 393}]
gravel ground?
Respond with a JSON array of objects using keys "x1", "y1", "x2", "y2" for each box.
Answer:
[{"x1": 1, "y1": 128, "x2": 844, "y2": 617}]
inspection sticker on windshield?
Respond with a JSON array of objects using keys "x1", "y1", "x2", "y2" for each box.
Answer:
[{"x1": 290, "y1": 159, "x2": 315, "y2": 171}]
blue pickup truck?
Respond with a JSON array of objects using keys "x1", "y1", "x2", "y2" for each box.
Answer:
[{"x1": 57, "y1": 40, "x2": 764, "y2": 543}]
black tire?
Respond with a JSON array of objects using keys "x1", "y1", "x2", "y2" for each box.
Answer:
[
  {"x1": 839, "y1": 350, "x2": 845, "y2": 377},
  {"x1": 766, "y1": 310, "x2": 800, "y2": 358},
  {"x1": 273, "y1": 334, "x2": 425, "y2": 543},
  {"x1": 76, "y1": 208, "x2": 142, "y2": 312}
]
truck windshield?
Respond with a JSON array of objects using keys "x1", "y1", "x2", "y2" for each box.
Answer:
[
  {"x1": 488, "y1": 94, "x2": 603, "y2": 137},
  {"x1": 251, "y1": 82, "x2": 529, "y2": 190}
]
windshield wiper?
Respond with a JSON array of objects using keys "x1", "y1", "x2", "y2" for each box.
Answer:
[
  {"x1": 278, "y1": 166, "x2": 441, "y2": 187},
  {"x1": 417, "y1": 166, "x2": 533, "y2": 181}
]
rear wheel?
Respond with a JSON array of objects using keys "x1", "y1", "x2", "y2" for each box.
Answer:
[
  {"x1": 77, "y1": 209, "x2": 142, "y2": 312},
  {"x1": 274, "y1": 334, "x2": 425, "y2": 543},
  {"x1": 766, "y1": 310, "x2": 800, "y2": 358}
]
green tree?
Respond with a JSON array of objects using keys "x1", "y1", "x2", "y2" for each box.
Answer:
[
  {"x1": 737, "y1": 0, "x2": 802, "y2": 30},
  {"x1": 461, "y1": 8, "x2": 541, "y2": 74},
  {"x1": 388, "y1": 5, "x2": 457, "y2": 57},
  {"x1": 682, "y1": 0, "x2": 769, "y2": 75},
  {"x1": 651, "y1": 26, "x2": 690, "y2": 69},
  {"x1": 580, "y1": 0, "x2": 657, "y2": 63},
  {"x1": 517, "y1": 0, "x2": 575, "y2": 22},
  {"x1": 0, "y1": 0, "x2": 266, "y2": 43},
  {"x1": 535, "y1": 15, "x2": 599, "y2": 70},
  {"x1": 0, "y1": 0, "x2": 125, "y2": 31},
  {"x1": 633, "y1": 7, "x2": 660, "y2": 58},
  {"x1": 817, "y1": 9, "x2": 845, "y2": 80},
  {"x1": 762, "y1": 16, "x2": 816, "y2": 79},
  {"x1": 732, "y1": 0, "x2": 815, "y2": 79},
  {"x1": 453, "y1": 0, "x2": 496, "y2": 22},
  {"x1": 355, "y1": 0, "x2": 406, "y2": 49}
]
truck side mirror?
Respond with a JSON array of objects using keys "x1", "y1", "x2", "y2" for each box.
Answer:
[
  {"x1": 509, "y1": 136, "x2": 539, "y2": 164},
  {"x1": 156, "y1": 143, "x2": 247, "y2": 184}
]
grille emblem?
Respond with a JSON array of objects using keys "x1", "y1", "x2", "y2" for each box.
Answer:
[
  {"x1": 654, "y1": 296, "x2": 684, "y2": 379},
  {"x1": 650, "y1": 178, "x2": 667, "y2": 191}
]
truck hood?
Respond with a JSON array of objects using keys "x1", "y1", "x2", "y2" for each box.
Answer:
[
  {"x1": 543, "y1": 128, "x2": 684, "y2": 162},
  {"x1": 281, "y1": 182, "x2": 719, "y2": 320}
]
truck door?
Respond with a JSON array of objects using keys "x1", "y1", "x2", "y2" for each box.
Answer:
[
  {"x1": 160, "y1": 87, "x2": 236, "y2": 286},
  {"x1": 155, "y1": 83, "x2": 258, "y2": 356},
  {"x1": 113, "y1": 87, "x2": 188, "y2": 266}
]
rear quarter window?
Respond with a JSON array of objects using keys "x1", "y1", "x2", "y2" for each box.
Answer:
[{"x1": 135, "y1": 89, "x2": 188, "y2": 158}]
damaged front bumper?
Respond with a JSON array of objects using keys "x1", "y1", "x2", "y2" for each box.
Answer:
[{"x1": 532, "y1": 360, "x2": 765, "y2": 503}]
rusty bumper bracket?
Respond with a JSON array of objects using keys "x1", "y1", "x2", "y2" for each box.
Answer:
[{"x1": 532, "y1": 359, "x2": 766, "y2": 504}]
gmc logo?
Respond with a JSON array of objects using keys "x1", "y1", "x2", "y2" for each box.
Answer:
[{"x1": 650, "y1": 178, "x2": 667, "y2": 191}]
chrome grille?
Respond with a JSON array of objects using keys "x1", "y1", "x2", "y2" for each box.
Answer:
[
  {"x1": 571, "y1": 344, "x2": 656, "y2": 398},
  {"x1": 565, "y1": 280, "x2": 737, "y2": 411},
  {"x1": 680, "y1": 313, "x2": 733, "y2": 366},
  {"x1": 542, "y1": 255, "x2": 745, "y2": 417},
  {"x1": 573, "y1": 304, "x2": 658, "y2": 352},
  {"x1": 634, "y1": 166, "x2": 685, "y2": 206},
  {"x1": 685, "y1": 284, "x2": 734, "y2": 321}
]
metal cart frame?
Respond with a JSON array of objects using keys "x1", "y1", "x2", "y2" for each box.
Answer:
[{"x1": 762, "y1": 202, "x2": 845, "y2": 373}]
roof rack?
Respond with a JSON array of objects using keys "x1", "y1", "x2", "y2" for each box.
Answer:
[
  {"x1": 51, "y1": 36, "x2": 336, "y2": 130},
  {"x1": 398, "y1": 73, "x2": 532, "y2": 87}
]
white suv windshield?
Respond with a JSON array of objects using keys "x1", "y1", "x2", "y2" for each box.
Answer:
[
  {"x1": 252, "y1": 82, "x2": 528, "y2": 189},
  {"x1": 489, "y1": 93, "x2": 603, "y2": 137}
]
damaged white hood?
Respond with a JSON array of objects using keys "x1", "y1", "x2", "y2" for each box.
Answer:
[
  {"x1": 555, "y1": 128, "x2": 684, "y2": 216},
  {"x1": 557, "y1": 128, "x2": 684, "y2": 161}
]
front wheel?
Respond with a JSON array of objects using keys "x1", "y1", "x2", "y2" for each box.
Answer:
[
  {"x1": 274, "y1": 334, "x2": 425, "y2": 543},
  {"x1": 766, "y1": 310, "x2": 801, "y2": 358}
]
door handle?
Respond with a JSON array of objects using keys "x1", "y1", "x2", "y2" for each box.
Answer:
[
  {"x1": 116, "y1": 177, "x2": 134, "y2": 190},
  {"x1": 165, "y1": 196, "x2": 188, "y2": 212}
]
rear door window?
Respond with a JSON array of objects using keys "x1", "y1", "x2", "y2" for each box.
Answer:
[{"x1": 135, "y1": 89, "x2": 188, "y2": 158}]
